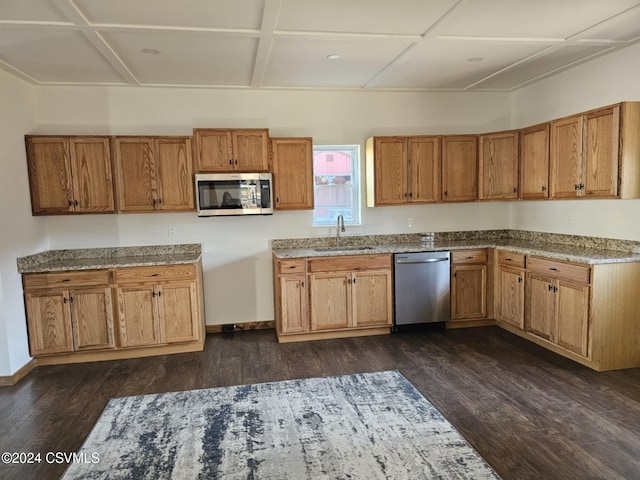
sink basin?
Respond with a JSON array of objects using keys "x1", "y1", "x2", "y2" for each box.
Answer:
[{"x1": 313, "y1": 246, "x2": 374, "y2": 252}]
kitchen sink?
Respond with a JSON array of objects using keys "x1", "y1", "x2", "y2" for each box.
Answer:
[{"x1": 313, "y1": 246, "x2": 375, "y2": 252}]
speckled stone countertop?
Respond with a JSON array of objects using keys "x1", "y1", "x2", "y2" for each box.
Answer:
[
  {"x1": 272, "y1": 231, "x2": 640, "y2": 265},
  {"x1": 17, "y1": 244, "x2": 202, "y2": 273}
]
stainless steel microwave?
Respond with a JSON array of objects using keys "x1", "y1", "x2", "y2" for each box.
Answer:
[{"x1": 195, "y1": 173, "x2": 273, "y2": 217}]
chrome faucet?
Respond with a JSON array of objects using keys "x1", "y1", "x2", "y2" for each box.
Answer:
[{"x1": 336, "y1": 214, "x2": 345, "y2": 247}]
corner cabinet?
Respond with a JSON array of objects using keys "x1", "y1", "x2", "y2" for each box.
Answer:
[
  {"x1": 520, "y1": 123, "x2": 550, "y2": 199},
  {"x1": 273, "y1": 254, "x2": 393, "y2": 342},
  {"x1": 113, "y1": 136, "x2": 195, "y2": 212},
  {"x1": 365, "y1": 136, "x2": 440, "y2": 206},
  {"x1": 26, "y1": 136, "x2": 115, "y2": 215},
  {"x1": 22, "y1": 262, "x2": 205, "y2": 365},
  {"x1": 495, "y1": 251, "x2": 526, "y2": 330},
  {"x1": 193, "y1": 128, "x2": 269, "y2": 172},
  {"x1": 442, "y1": 135, "x2": 478, "y2": 202},
  {"x1": 478, "y1": 131, "x2": 519, "y2": 200},
  {"x1": 270, "y1": 137, "x2": 314, "y2": 210}
]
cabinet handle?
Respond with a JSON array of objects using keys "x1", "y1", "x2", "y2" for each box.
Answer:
[
  {"x1": 466, "y1": 256, "x2": 474, "y2": 259},
  {"x1": 158, "y1": 291, "x2": 162, "y2": 297},
  {"x1": 505, "y1": 258, "x2": 512, "y2": 261},
  {"x1": 276, "y1": 197, "x2": 279, "y2": 203},
  {"x1": 152, "y1": 199, "x2": 157, "y2": 207},
  {"x1": 62, "y1": 278, "x2": 70, "y2": 282},
  {"x1": 549, "y1": 267, "x2": 558, "y2": 271},
  {"x1": 235, "y1": 159, "x2": 238, "y2": 165},
  {"x1": 69, "y1": 296, "x2": 74, "y2": 303},
  {"x1": 541, "y1": 185, "x2": 546, "y2": 192},
  {"x1": 553, "y1": 286, "x2": 558, "y2": 292},
  {"x1": 574, "y1": 184, "x2": 580, "y2": 190},
  {"x1": 518, "y1": 277, "x2": 522, "y2": 283},
  {"x1": 444, "y1": 190, "x2": 448, "y2": 196},
  {"x1": 158, "y1": 198, "x2": 162, "y2": 205},
  {"x1": 151, "y1": 273, "x2": 159, "y2": 276},
  {"x1": 152, "y1": 291, "x2": 157, "y2": 297},
  {"x1": 353, "y1": 278, "x2": 356, "y2": 284},
  {"x1": 68, "y1": 200, "x2": 74, "y2": 207},
  {"x1": 579, "y1": 183, "x2": 585, "y2": 190},
  {"x1": 301, "y1": 281, "x2": 304, "y2": 287},
  {"x1": 408, "y1": 192, "x2": 413, "y2": 198},
  {"x1": 229, "y1": 159, "x2": 233, "y2": 165},
  {"x1": 548, "y1": 284, "x2": 553, "y2": 291},
  {"x1": 63, "y1": 297, "x2": 68, "y2": 303},
  {"x1": 347, "y1": 278, "x2": 352, "y2": 284},
  {"x1": 288, "y1": 265, "x2": 296, "y2": 269},
  {"x1": 454, "y1": 272, "x2": 457, "y2": 278},
  {"x1": 513, "y1": 187, "x2": 517, "y2": 193}
]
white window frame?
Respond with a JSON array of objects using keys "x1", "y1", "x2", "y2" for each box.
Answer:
[{"x1": 312, "y1": 144, "x2": 361, "y2": 227}]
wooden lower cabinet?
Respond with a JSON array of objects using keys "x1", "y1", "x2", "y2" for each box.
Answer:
[
  {"x1": 22, "y1": 262, "x2": 204, "y2": 364},
  {"x1": 496, "y1": 265, "x2": 525, "y2": 329},
  {"x1": 449, "y1": 249, "x2": 492, "y2": 328},
  {"x1": 273, "y1": 254, "x2": 392, "y2": 342}
]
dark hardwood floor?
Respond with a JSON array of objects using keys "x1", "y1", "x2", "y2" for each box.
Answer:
[{"x1": 1, "y1": 326, "x2": 639, "y2": 479}]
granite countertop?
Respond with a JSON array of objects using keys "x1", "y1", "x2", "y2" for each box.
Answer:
[
  {"x1": 271, "y1": 231, "x2": 640, "y2": 265},
  {"x1": 17, "y1": 244, "x2": 202, "y2": 273}
]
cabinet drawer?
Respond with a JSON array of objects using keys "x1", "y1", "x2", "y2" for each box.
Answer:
[
  {"x1": 527, "y1": 256, "x2": 590, "y2": 284},
  {"x1": 498, "y1": 250, "x2": 526, "y2": 268},
  {"x1": 115, "y1": 264, "x2": 196, "y2": 284},
  {"x1": 308, "y1": 254, "x2": 392, "y2": 273},
  {"x1": 276, "y1": 259, "x2": 306, "y2": 275},
  {"x1": 23, "y1": 270, "x2": 110, "y2": 290},
  {"x1": 451, "y1": 249, "x2": 487, "y2": 265}
]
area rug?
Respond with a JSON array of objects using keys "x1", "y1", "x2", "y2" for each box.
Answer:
[{"x1": 63, "y1": 370, "x2": 499, "y2": 479}]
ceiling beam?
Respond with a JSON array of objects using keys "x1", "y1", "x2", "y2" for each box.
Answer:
[
  {"x1": 52, "y1": 0, "x2": 140, "y2": 85},
  {"x1": 251, "y1": 0, "x2": 282, "y2": 88}
]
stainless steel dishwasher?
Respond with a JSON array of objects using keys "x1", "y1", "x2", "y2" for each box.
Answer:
[{"x1": 393, "y1": 251, "x2": 450, "y2": 330}]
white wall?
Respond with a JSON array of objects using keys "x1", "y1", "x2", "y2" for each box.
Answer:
[
  {"x1": 0, "y1": 69, "x2": 48, "y2": 376},
  {"x1": 510, "y1": 43, "x2": 640, "y2": 240},
  {"x1": 34, "y1": 87, "x2": 512, "y2": 327}
]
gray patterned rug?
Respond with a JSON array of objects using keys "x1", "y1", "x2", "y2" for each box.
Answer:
[{"x1": 63, "y1": 370, "x2": 499, "y2": 479}]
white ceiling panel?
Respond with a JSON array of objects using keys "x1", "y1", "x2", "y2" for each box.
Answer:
[
  {"x1": 475, "y1": 45, "x2": 613, "y2": 90},
  {"x1": 576, "y1": 5, "x2": 640, "y2": 42},
  {"x1": 263, "y1": 37, "x2": 413, "y2": 87},
  {"x1": 370, "y1": 40, "x2": 548, "y2": 89},
  {"x1": 0, "y1": 0, "x2": 639, "y2": 90},
  {"x1": 434, "y1": 0, "x2": 640, "y2": 39},
  {"x1": 0, "y1": 28, "x2": 124, "y2": 83},
  {"x1": 0, "y1": 0, "x2": 68, "y2": 22},
  {"x1": 277, "y1": 0, "x2": 460, "y2": 35},
  {"x1": 74, "y1": 0, "x2": 264, "y2": 29},
  {"x1": 102, "y1": 31, "x2": 257, "y2": 85}
]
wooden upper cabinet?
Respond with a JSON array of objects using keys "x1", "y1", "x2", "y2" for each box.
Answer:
[
  {"x1": 270, "y1": 137, "x2": 314, "y2": 210},
  {"x1": 583, "y1": 105, "x2": 619, "y2": 198},
  {"x1": 520, "y1": 123, "x2": 550, "y2": 199},
  {"x1": 409, "y1": 136, "x2": 440, "y2": 203},
  {"x1": 155, "y1": 138, "x2": 194, "y2": 211},
  {"x1": 551, "y1": 115, "x2": 583, "y2": 199},
  {"x1": 442, "y1": 135, "x2": 478, "y2": 202},
  {"x1": 365, "y1": 136, "x2": 439, "y2": 206},
  {"x1": 26, "y1": 136, "x2": 114, "y2": 215},
  {"x1": 193, "y1": 128, "x2": 269, "y2": 172},
  {"x1": 479, "y1": 131, "x2": 519, "y2": 200},
  {"x1": 551, "y1": 105, "x2": 622, "y2": 199},
  {"x1": 113, "y1": 136, "x2": 194, "y2": 212}
]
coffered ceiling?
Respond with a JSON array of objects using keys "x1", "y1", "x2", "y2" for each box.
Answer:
[{"x1": 1, "y1": 0, "x2": 639, "y2": 91}]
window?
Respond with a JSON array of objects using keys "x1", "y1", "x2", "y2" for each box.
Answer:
[{"x1": 313, "y1": 145, "x2": 361, "y2": 226}]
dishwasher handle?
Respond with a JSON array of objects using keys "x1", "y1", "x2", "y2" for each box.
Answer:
[{"x1": 395, "y1": 257, "x2": 449, "y2": 264}]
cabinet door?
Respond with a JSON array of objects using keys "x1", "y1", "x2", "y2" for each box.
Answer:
[
  {"x1": 70, "y1": 287, "x2": 115, "y2": 351},
  {"x1": 550, "y1": 115, "x2": 583, "y2": 198},
  {"x1": 26, "y1": 137, "x2": 74, "y2": 215},
  {"x1": 442, "y1": 136, "x2": 478, "y2": 202},
  {"x1": 352, "y1": 270, "x2": 392, "y2": 327},
  {"x1": 555, "y1": 281, "x2": 590, "y2": 357},
  {"x1": 451, "y1": 264, "x2": 486, "y2": 320},
  {"x1": 520, "y1": 123, "x2": 550, "y2": 199},
  {"x1": 409, "y1": 136, "x2": 440, "y2": 203},
  {"x1": 279, "y1": 275, "x2": 309, "y2": 334},
  {"x1": 525, "y1": 273, "x2": 555, "y2": 341},
  {"x1": 117, "y1": 285, "x2": 160, "y2": 347},
  {"x1": 497, "y1": 266, "x2": 524, "y2": 329},
  {"x1": 584, "y1": 106, "x2": 619, "y2": 198},
  {"x1": 479, "y1": 131, "x2": 519, "y2": 199},
  {"x1": 113, "y1": 137, "x2": 157, "y2": 212},
  {"x1": 157, "y1": 282, "x2": 199, "y2": 343},
  {"x1": 155, "y1": 137, "x2": 195, "y2": 211},
  {"x1": 25, "y1": 290, "x2": 73, "y2": 355},
  {"x1": 372, "y1": 137, "x2": 408, "y2": 205},
  {"x1": 69, "y1": 137, "x2": 115, "y2": 213},
  {"x1": 193, "y1": 129, "x2": 233, "y2": 171},
  {"x1": 271, "y1": 137, "x2": 314, "y2": 210},
  {"x1": 233, "y1": 129, "x2": 269, "y2": 171},
  {"x1": 309, "y1": 272, "x2": 350, "y2": 330}
]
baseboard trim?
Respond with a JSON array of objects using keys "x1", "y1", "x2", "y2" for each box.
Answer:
[
  {"x1": 206, "y1": 321, "x2": 275, "y2": 334},
  {"x1": 0, "y1": 358, "x2": 37, "y2": 387}
]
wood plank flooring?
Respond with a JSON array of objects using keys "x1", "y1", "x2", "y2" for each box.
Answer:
[{"x1": 1, "y1": 326, "x2": 639, "y2": 480}]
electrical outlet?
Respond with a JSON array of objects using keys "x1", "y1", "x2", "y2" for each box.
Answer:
[
  {"x1": 168, "y1": 225, "x2": 176, "y2": 237},
  {"x1": 408, "y1": 217, "x2": 414, "y2": 228}
]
